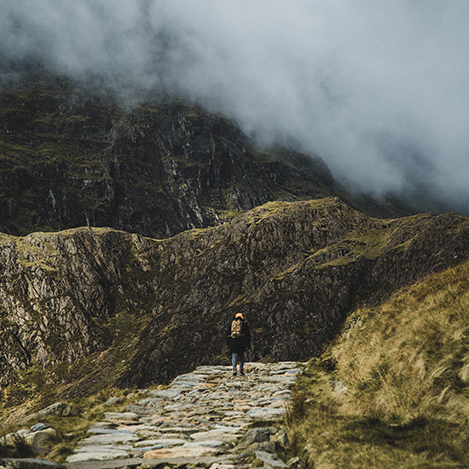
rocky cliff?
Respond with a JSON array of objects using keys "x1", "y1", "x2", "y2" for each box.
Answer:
[
  {"x1": 0, "y1": 68, "x2": 415, "y2": 240},
  {"x1": 1, "y1": 198, "x2": 468, "y2": 411}
]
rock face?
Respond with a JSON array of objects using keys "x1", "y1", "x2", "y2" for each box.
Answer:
[
  {"x1": 2, "y1": 65, "x2": 429, "y2": 242},
  {"x1": 1, "y1": 198, "x2": 468, "y2": 405},
  {"x1": 1, "y1": 70, "x2": 409, "y2": 240}
]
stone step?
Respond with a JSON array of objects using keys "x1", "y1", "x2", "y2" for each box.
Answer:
[{"x1": 65, "y1": 362, "x2": 304, "y2": 469}]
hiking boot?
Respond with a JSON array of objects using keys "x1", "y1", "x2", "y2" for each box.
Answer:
[
  {"x1": 232, "y1": 371, "x2": 237, "y2": 376},
  {"x1": 240, "y1": 371, "x2": 245, "y2": 376}
]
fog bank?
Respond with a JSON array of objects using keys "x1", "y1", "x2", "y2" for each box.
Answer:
[{"x1": 2, "y1": 0, "x2": 469, "y2": 211}]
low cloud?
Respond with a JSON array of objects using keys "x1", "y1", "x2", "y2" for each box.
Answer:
[{"x1": 2, "y1": 0, "x2": 469, "y2": 212}]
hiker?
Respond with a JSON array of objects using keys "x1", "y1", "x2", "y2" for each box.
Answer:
[{"x1": 227, "y1": 312, "x2": 251, "y2": 376}]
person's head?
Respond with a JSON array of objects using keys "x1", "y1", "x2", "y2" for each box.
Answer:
[{"x1": 235, "y1": 312, "x2": 244, "y2": 320}]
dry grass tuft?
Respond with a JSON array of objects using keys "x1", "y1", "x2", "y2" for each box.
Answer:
[
  {"x1": 0, "y1": 386, "x2": 147, "y2": 464},
  {"x1": 287, "y1": 260, "x2": 469, "y2": 468},
  {"x1": 0, "y1": 431, "x2": 36, "y2": 459}
]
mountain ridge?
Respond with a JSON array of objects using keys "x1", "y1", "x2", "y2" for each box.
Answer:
[
  {"x1": 1, "y1": 67, "x2": 466, "y2": 432},
  {"x1": 1, "y1": 197, "x2": 468, "y2": 415},
  {"x1": 0, "y1": 69, "x2": 424, "y2": 241}
]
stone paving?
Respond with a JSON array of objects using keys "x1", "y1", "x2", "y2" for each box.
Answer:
[{"x1": 65, "y1": 362, "x2": 303, "y2": 469}]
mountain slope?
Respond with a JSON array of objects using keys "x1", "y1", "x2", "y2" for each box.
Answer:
[
  {"x1": 0, "y1": 70, "x2": 415, "y2": 239},
  {"x1": 288, "y1": 258, "x2": 469, "y2": 468},
  {"x1": 1, "y1": 198, "x2": 468, "y2": 416}
]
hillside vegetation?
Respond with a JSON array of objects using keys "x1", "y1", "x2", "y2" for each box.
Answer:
[
  {"x1": 2, "y1": 66, "x2": 468, "y2": 468},
  {"x1": 1, "y1": 198, "x2": 469, "y2": 426},
  {"x1": 288, "y1": 259, "x2": 469, "y2": 468}
]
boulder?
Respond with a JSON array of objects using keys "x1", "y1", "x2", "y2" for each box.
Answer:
[
  {"x1": 37, "y1": 403, "x2": 77, "y2": 418},
  {"x1": 254, "y1": 450, "x2": 288, "y2": 469},
  {"x1": 271, "y1": 429, "x2": 289, "y2": 449},
  {"x1": 27, "y1": 428, "x2": 57, "y2": 449},
  {"x1": 242, "y1": 427, "x2": 277, "y2": 445}
]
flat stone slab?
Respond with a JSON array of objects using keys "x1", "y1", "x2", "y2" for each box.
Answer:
[
  {"x1": 190, "y1": 428, "x2": 243, "y2": 442},
  {"x1": 65, "y1": 362, "x2": 305, "y2": 469},
  {"x1": 262, "y1": 376, "x2": 298, "y2": 383},
  {"x1": 79, "y1": 433, "x2": 138, "y2": 445},
  {"x1": 67, "y1": 447, "x2": 130, "y2": 463},
  {"x1": 182, "y1": 440, "x2": 225, "y2": 448},
  {"x1": 171, "y1": 374, "x2": 207, "y2": 384},
  {"x1": 103, "y1": 412, "x2": 139, "y2": 422},
  {"x1": 273, "y1": 390, "x2": 292, "y2": 397},
  {"x1": 246, "y1": 407, "x2": 286, "y2": 420},
  {"x1": 87, "y1": 428, "x2": 122, "y2": 435},
  {"x1": 155, "y1": 426, "x2": 197, "y2": 433},
  {"x1": 148, "y1": 389, "x2": 182, "y2": 399},
  {"x1": 122, "y1": 404, "x2": 154, "y2": 415},
  {"x1": 136, "y1": 437, "x2": 188, "y2": 447},
  {"x1": 69, "y1": 445, "x2": 133, "y2": 453},
  {"x1": 144, "y1": 445, "x2": 220, "y2": 459}
]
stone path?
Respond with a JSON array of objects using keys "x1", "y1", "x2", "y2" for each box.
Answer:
[{"x1": 65, "y1": 362, "x2": 303, "y2": 469}]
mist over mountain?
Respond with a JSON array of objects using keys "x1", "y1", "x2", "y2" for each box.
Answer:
[{"x1": 2, "y1": 0, "x2": 468, "y2": 214}]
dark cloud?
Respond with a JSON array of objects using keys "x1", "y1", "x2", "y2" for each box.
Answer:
[{"x1": 2, "y1": 0, "x2": 468, "y2": 212}]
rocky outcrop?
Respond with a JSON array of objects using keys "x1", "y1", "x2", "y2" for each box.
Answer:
[
  {"x1": 1, "y1": 198, "x2": 468, "y2": 407},
  {"x1": 0, "y1": 70, "x2": 414, "y2": 239}
]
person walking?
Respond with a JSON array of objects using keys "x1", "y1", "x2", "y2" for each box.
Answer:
[{"x1": 227, "y1": 312, "x2": 251, "y2": 376}]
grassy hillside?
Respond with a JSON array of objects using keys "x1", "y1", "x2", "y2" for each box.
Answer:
[
  {"x1": 288, "y1": 259, "x2": 469, "y2": 468},
  {"x1": 1, "y1": 199, "x2": 468, "y2": 417}
]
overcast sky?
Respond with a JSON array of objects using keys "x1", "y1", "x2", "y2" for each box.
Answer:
[{"x1": 2, "y1": 0, "x2": 469, "y2": 212}]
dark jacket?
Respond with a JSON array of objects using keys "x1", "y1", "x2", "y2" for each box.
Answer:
[{"x1": 227, "y1": 318, "x2": 251, "y2": 354}]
